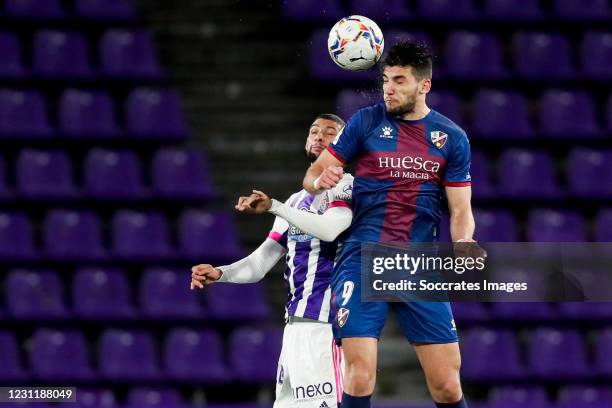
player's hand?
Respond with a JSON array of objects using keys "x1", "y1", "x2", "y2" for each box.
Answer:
[
  {"x1": 453, "y1": 239, "x2": 487, "y2": 261},
  {"x1": 318, "y1": 166, "x2": 343, "y2": 190},
  {"x1": 190, "y1": 264, "x2": 223, "y2": 289},
  {"x1": 235, "y1": 190, "x2": 272, "y2": 214}
]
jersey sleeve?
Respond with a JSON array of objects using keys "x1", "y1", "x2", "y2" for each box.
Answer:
[
  {"x1": 327, "y1": 109, "x2": 369, "y2": 164},
  {"x1": 443, "y1": 129, "x2": 472, "y2": 187},
  {"x1": 329, "y1": 173, "x2": 354, "y2": 210},
  {"x1": 267, "y1": 215, "x2": 289, "y2": 248}
]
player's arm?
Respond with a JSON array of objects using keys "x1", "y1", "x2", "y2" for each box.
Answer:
[
  {"x1": 445, "y1": 186, "x2": 475, "y2": 242},
  {"x1": 303, "y1": 149, "x2": 345, "y2": 194}
]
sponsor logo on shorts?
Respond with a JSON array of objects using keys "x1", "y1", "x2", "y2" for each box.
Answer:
[
  {"x1": 337, "y1": 307, "x2": 350, "y2": 327},
  {"x1": 293, "y1": 381, "x2": 334, "y2": 401}
]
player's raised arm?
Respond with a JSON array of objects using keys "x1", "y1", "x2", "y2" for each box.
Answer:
[{"x1": 303, "y1": 148, "x2": 344, "y2": 194}]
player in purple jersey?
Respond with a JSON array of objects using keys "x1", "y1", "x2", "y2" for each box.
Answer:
[
  {"x1": 190, "y1": 113, "x2": 353, "y2": 408},
  {"x1": 303, "y1": 43, "x2": 480, "y2": 408}
]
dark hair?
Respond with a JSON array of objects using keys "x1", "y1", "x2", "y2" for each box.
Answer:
[
  {"x1": 382, "y1": 41, "x2": 433, "y2": 80},
  {"x1": 314, "y1": 113, "x2": 345, "y2": 128}
]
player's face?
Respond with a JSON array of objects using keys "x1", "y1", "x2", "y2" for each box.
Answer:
[
  {"x1": 305, "y1": 118, "x2": 341, "y2": 160},
  {"x1": 382, "y1": 65, "x2": 425, "y2": 116}
]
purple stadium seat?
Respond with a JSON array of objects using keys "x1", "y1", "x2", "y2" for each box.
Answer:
[
  {"x1": 59, "y1": 89, "x2": 120, "y2": 138},
  {"x1": 44, "y1": 210, "x2": 105, "y2": 260},
  {"x1": 16, "y1": 150, "x2": 78, "y2": 199},
  {"x1": 0, "y1": 212, "x2": 37, "y2": 260},
  {"x1": 527, "y1": 209, "x2": 586, "y2": 242},
  {"x1": 349, "y1": 0, "x2": 411, "y2": 21},
  {"x1": 0, "y1": 331, "x2": 26, "y2": 380},
  {"x1": 164, "y1": 328, "x2": 230, "y2": 382},
  {"x1": 73, "y1": 268, "x2": 135, "y2": 319},
  {"x1": 471, "y1": 90, "x2": 533, "y2": 139},
  {"x1": 111, "y1": 210, "x2": 173, "y2": 260},
  {"x1": 567, "y1": 149, "x2": 612, "y2": 197},
  {"x1": 427, "y1": 91, "x2": 461, "y2": 123},
  {"x1": 84, "y1": 149, "x2": 147, "y2": 199},
  {"x1": 473, "y1": 210, "x2": 517, "y2": 242},
  {"x1": 558, "y1": 385, "x2": 612, "y2": 407},
  {"x1": 383, "y1": 30, "x2": 432, "y2": 47},
  {"x1": 179, "y1": 210, "x2": 243, "y2": 262},
  {"x1": 282, "y1": 0, "x2": 343, "y2": 21},
  {"x1": 461, "y1": 328, "x2": 524, "y2": 380},
  {"x1": 514, "y1": 33, "x2": 573, "y2": 79},
  {"x1": 0, "y1": 90, "x2": 53, "y2": 138},
  {"x1": 559, "y1": 302, "x2": 612, "y2": 320},
  {"x1": 451, "y1": 302, "x2": 489, "y2": 323},
  {"x1": 336, "y1": 89, "x2": 381, "y2": 123},
  {"x1": 595, "y1": 328, "x2": 612, "y2": 375},
  {"x1": 71, "y1": 389, "x2": 116, "y2": 407},
  {"x1": 0, "y1": 32, "x2": 27, "y2": 78},
  {"x1": 528, "y1": 328, "x2": 589, "y2": 379},
  {"x1": 30, "y1": 329, "x2": 94, "y2": 380},
  {"x1": 555, "y1": 0, "x2": 611, "y2": 20},
  {"x1": 581, "y1": 32, "x2": 612, "y2": 78},
  {"x1": 489, "y1": 387, "x2": 549, "y2": 406},
  {"x1": 126, "y1": 88, "x2": 189, "y2": 139},
  {"x1": 99, "y1": 330, "x2": 160, "y2": 380},
  {"x1": 6, "y1": 269, "x2": 66, "y2": 319},
  {"x1": 126, "y1": 388, "x2": 184, "y2": 408},
  {"x1": 100, "y1": 29, "x2": 162, "y2": 79},
  {"x1": 490, "y1": 302, "x2": 557, "y2": 321},
  {"x1": 539, "y1": 90, "x2": 601, "y2": 137},
  {"x1": 470, "y1": 151, "x2": 496, "y2": 199},
  {"x1": 151, "y1": 148, "x2": 215, "y2": 199},
  {"x1": 33, "y1": 31, "x2": 93, "y2": 79},
  {"x1": 205, "y1": 283, "x2": 270, "y2": 321},
  {"x1": 5, "y1": 0, "x2": 64, "y2": 19},
  {"x1": 74, "y1": 0, "x2": 137, "y2": 20},
  {"x1": 595, "y1": 209, "x2": 612, "y2": 242},
  {"x1": 445, "y1": 32, "x2": 506, "y2": 79},
  {"x1": 498, "y1": 150, "x2": 561, "y2": 198},
  {"x1": 484, "y1": 0, "x2": 543, "y2": 20},
  {"x1": 417, "y1": 0, "x2": 476, "y2": 20},
  {"x1": 230, "y1": 327, "x2": 282, "y2": 382},
  {"x1": 140, "y1": 268, "x2": 204, "y2": 318}
]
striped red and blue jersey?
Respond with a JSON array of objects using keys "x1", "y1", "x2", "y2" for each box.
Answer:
[{"x1": 327, "y1": 103, "x2": 471, "y2": 244}]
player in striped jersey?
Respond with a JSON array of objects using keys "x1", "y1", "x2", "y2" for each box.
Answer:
[{"x1": 190, "y1": 113, "x2": 353, "y2": 408}]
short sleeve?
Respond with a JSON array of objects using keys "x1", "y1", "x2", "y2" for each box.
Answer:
[
  {"x1": 443, "y1": 129, "x2": 472, "y2": 187},
  {"x1": 267, "y1": 216, "x2": 289, "y2": 248},
  {"x1": 327, "y1": 109, "x2": 369, "y2": 164},
  {"x1": 329, "y1": 173, "x2": 353, "y2": 210}
]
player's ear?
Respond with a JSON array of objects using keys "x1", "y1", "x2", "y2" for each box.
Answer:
[{"x1": 420, "y1": 78, "x2": 432, "y2": 94}]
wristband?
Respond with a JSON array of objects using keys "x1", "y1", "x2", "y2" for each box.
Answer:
[{"x1": 313, "y1": 176, "x2": 321, "y2": 191}]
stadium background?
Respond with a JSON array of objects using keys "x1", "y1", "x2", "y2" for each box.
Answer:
[{"x1": 0, "y1": 0, "x2": 611, "y2": 407}]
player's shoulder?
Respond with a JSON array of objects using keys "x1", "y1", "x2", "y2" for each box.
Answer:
[
  {"x1": 352, "y1": 102, "x2": 386, "y2": 127},
  {"x1": 428, "y1": 110, "x2": 469, "y2": 145},
  {"x1": 285, "y1": 189, "x2": 305, "y2": 206}
]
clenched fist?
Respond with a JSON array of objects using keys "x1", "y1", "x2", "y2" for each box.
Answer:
[
  {"x1": 317, "y1": 165, "x2": 344, "y2": 190},
  {"x1": 190, "y1": 264, "x2": 223, "y2": 290}
]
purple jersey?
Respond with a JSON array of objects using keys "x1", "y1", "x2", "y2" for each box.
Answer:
[{"x1": 327, "y1": 103, "x2": 471, "y2": 244}]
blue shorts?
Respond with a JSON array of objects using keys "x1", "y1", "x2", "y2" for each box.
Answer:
[{"x1": 331, "y1": 242, "x2": 458, "y2": 344}]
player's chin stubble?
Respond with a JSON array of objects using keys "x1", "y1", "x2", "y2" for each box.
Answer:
[{"x1": 387, "y1": 97, "x2": 417, "y2": 117}]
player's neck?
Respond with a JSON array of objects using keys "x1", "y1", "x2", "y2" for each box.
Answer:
[{"x1": 399, "y1": 103, "x2": 431, "y2": 121}]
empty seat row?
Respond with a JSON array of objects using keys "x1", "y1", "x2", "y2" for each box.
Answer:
[
  {"x1": 285, "y1": 0, "x2": 611, "y2": 22},
  {"x1": 1, "y1": 268, "x2": 269, "y2": 321},
  {"x1": 487, "y1": 385, "x2": 612, "y2": 408},
  {"x1": 0, "y1": 148, "x2": 214, "y2": 200},
  {"x1": 0, "y1": 0, "x2": 136, "y2": 21},
  {"x1": 0, "y1": 326, "x2": 281, "y2": 383},
  {"x1": 0, "y1": 209, "x2": 243, "y2": 261},
  {"x1": 0, "y1": 29, "x2": 160, "y2": 79},
  {"x1": 0, "y1": 88, "x2": 189, "y2": 139},
  {"x1": 453, "y1": 302, "x2": 612, "y2": 323}
]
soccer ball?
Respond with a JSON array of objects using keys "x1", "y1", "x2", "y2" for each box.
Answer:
[{"x1": 327, "y1": 15, "x2": 384, "y2": 71}]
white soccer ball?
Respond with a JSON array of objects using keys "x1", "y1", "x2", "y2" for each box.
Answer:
[{"x1": 327, "y1": 15, "x2": 384, "y2": 71}]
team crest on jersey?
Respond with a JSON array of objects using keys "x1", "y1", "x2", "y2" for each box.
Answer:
[
  {"x1": 379, "y1": 126, "x2": 394, "y2": 139},
  {"x1": 337, "y1": 307, "x2": 350, "y2": 327},
  {"x1": 430, "y1": 131, "x2": 448, "y2": 149},
  {"x1": 318, "y1": 194, "x2": 330, "y2": 214}
]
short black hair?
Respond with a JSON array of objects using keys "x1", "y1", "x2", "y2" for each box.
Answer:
[
  {"x1": 382, "y1": 41, "x2": 434, "y2": 80},
  {"x1": 314, "y1": 113, "x2": 345, "y2": 128}
]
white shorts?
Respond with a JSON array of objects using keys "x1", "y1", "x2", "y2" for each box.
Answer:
[{"x1": 274, "y1": 319, "x2": 344, "y2": 408}]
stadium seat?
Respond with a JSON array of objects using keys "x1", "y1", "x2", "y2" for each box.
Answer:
[
  {"x1": 461, "y1": 328, "x2": 524, "y2": 380},
  {"x1": 382, "y1": 30, "x2": 432, "y2": 47},
  {"x1": 471, "y1": 90, "x2": 533, "y2": 139},
  {"x1": 33, "y1": 31, "x2": 93, "y2": 79},
  {"x1": 595, "y1": 209, "x2": 612, "y2": 241},
  {"x1": 581, "y1": 32, "x2": 612, "y2": 79},
  {"x1": 450, "y1": 303, "x2": 489, "y2": 323},
  {"x1": 473, "y1": 210, "x2": 518, "y2": 241},
  {"x1": 99, "y1": 330, "x2": 161, "y2": 380},
  {"x1": 0, "y1": 212, "x2": 37, "y2": 260},
  {"x1": 126, "y1": 388, "x2": 185, "y2": 408},
  {"x1": 100, "y1": 29, "x2": 163, "y2": 79},
  {"x1": 5, "y1": 0, "x2": 64, "y2": 19},
  {"x1": 416, "y1": 0, "x2": 476, "y2": 20},
  {"x1": 282, "y1": 0, "x2": 343, "y2": 21},
  {"x1": 470, "y1": 151, "x2": 496, "y2": 199},
  {"x1": 6, "y1": 269, "x2": 67, "y2": 319},
  {"x1": 140, "y1": 268, "x2": 204, "y2": 319},
  {"x1": 151, "y1": 148, "x2": 215, "y2": 199},
  {"x1": 72, "y1": 389, "x2": 117, "y2": 407},
  {"x1": 126, "y1": 88, "x2": 189, "y2": 139},
  {"x1": 59, "y1": 89, "x2": 120, "y2": 138},
  {"x1": 514, "y1": 33, "x2": 573, "y2": 79},
  {"x1": 489, "y1": 386, "x2": 549, "y2": 406},
  {"x1": 527, "y1": 209, "x2": 586, "y2": 242},
  {"x1": 567, "y1": 149, "x2": 612, "y2": 198},
  {"x1": 16, "y1": 150, "x2": 78, "y2": 199},
  {"x1": 498, "y1": 150, "x2": 561, "y2": 198},
  {"x1": 43, "y1": 210, "x2": 106, "y2": 260},
  {"x1": 554, "y1": 0, "x2": 611, "y2": 20},
  {"x1": 336, "y1": 89, "x2": 381, "y2": 122},
  {"x1": 528, "y1": 328, "x2": 590, "y2": 379},
  {"x1": 205, "y1": 283, "x2": 270, "y2": 321},
  {"x1": 539, "y1": 90, "x2": 601, "y2": 137},
  {"x1": 74, "y1": 0, "x2": 137, "y2": 20},
  {"x1": 0, "y1": 90, "x2": 53, "y2": 138},
  {"x1": 445, "y1": 32, "x2": 506, "y2": 79},
  {"x1": 490, "y1": 302, "x2": 557, "y2": 321},
  {"x1": 30, "y1": 329, "x2": 94, "y2": 380},
  {"x1": 230, "y1": 327, "x2": 282, "y2": 382},
  {"x1": 559, "y1": 302, "x2": 612, "y2": 320},
  {"x1": 427, "y1": 91, "x2": 461, "y2": 124},
  {"x1": 111, "y1": 210, "x2": 173, "y2": 260},
  {"x1": 557, "y1": 385, "x2": 612, "y2": 407},
  {"x1": 349, "y1": 0, "x2": 411, "y2": 21},
  {"x1": 0, "y1": 32, "x2": 27, "y2": 78},
  {"x1": 164, "y1": 328, "x2": 230, "y2": 382},
  {"x1": 73, "y1": 268, "x2": 135, "y2": 319},
  {"x1": 484, "y1": 0, "x2": 543, "y2": 20},
  {"x1": 84, "y1": 149, "x2": 147, "y2": 199},
  {"x1": 0, "y1": 331, "x2": 27, "y2": 380},
  {"x1": 595, "y1": 328, "x2": 612, "y2": 376},
  {"x1": 178, "y1": 210, "x2": 243, "y2": 262}
]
